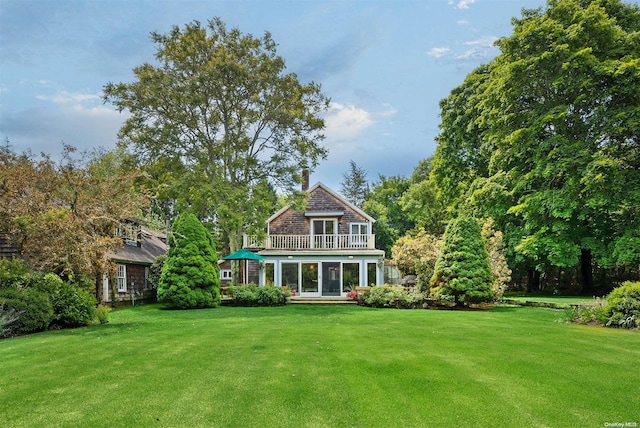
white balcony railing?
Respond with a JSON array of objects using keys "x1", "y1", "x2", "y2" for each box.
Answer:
[{"x1": 243, "y1": 234, "x2": 376, "y2": 250}]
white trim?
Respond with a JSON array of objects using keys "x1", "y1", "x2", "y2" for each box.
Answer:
[
  {"x1": 305, "y1": 211, "x2": 344, "y2": 217},
  {"x1": 350, "y1": 222, "x2": 370, "y2": 247},
  {"x1": 220, "y1": 269, "x2": 232, "y2": 280},
  {"x1": 102, "y1": 274, "x2": 110, "y2": 302},
  {"x1": 117, "y1": 264, "x2": 127, "y2": 292}
]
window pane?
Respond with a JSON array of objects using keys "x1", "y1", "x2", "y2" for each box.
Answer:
[
  {"x1": 281, "y1": 263, "x2": 299, "y2": 293},
  {"x1": 343, "y1": 263, "x2": 360, "y2": 291},
  {"x1": 325, "y1": 220, "x2": 334, "y2": 234},
  {"x1": 367, "y1": 262, "x2": 377, "y2": 286},
  {"x1": 265, "y1": 263, "x2": 275, "y2": 286},
  {"x1": 301, "y1": 263, "x2": 318, "y2": 292}
]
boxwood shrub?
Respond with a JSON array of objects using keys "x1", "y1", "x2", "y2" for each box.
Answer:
[{"x1": 227, "y1": 284, "x2": 288, "y2": 307}]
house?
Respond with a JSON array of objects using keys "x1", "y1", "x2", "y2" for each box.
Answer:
[
  {"x1": 102, "y1": 222, "x2": 168, "y2": 304},
  {"x1": 243, "y1": 181, "x2": 385, "y2": 298}
]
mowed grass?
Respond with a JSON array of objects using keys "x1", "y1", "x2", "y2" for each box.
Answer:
[
  {"x1": 505, "y1": 295, "x2": 603, "y2": 306},
  {"x1": 1, "y1": 305, "x2": 638, "y2": 428}
]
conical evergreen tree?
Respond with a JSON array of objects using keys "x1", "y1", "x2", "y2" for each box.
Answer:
[
  {"x1": 158, "y1": 213, "x2": 220, "y2": 309},
  {"x1": 430, "y1": 216, "x2": 493, "y2": 306}
]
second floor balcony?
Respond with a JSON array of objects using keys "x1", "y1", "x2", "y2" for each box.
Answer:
[{"x1": 243, "y1": 234, "x2": 377, "y2": 250}]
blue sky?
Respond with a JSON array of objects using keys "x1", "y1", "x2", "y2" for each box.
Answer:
[{"x1": 1, "y1": 0, "x2": 550, "y2": 190}]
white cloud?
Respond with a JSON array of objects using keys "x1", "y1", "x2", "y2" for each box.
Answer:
[
  {"x1": 464, "y1": 36, "x2": 498, "y2": 47},
  {"x1": 449, "y1": 0, "x2": 477, "y2": 9},
  {"x1": 35, "y1": 90, "x2": 101, "y2": 105},
  {"x1": 456, "y1": 36, "x2": 499, "y2": 60},
  {"x1": 378, "y1": 104, "x2": 397, "y2": 118},
  {"x1": 427, "y1": 47, "x2": 450, "y2": 58},
  {"x1": 457, "y1": 20, "x2": 469, "y2": 25},
  {"x1": 1, "y1": 103, "x2": 125, "y2": 155},
  {"x1": 323, "y1": 102, "x2": 374, "y2": 142}
]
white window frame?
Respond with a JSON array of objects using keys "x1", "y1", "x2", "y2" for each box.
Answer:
[
  {"x1": 311, "y1": 218, "x2": 338, "y2": 248},
  {"x1": 350, "y1": 222, "x2": 369, "y2": 246},
  {"x1": 220, "y1": 269, "x2": 232, "y2": 281},
  {"x1": 117, "y1": 264, "x2": 127, "y2": 292}
]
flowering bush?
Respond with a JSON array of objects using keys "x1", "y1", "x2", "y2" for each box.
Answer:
[{"x1": 346, "y1": 290, "x2": 358, "y2": 300}]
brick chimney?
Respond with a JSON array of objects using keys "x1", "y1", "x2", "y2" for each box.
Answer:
[{"x1": 302, "y1": 169, "x2": 309, "y2": 191}]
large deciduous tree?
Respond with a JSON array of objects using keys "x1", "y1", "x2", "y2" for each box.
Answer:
[
  {"x1": 104, "y1": 18, "x2": 329, "y2": 254},
  {"x1": 432, "y1": 0, "x2": 640, "y2": 293},
  {"x1": 362, "y1": 175, "x2": 414, "y2": 256},
  {"x1": 487, "y1": 0, "x2": 640, "y2": 293},
  {"x1": 0, "y1": 146, "x2": 146, "y2": 296}
]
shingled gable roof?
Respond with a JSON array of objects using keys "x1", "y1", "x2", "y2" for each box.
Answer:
[
  {"x1": 108, "y1": 227, "x2": 167, "y2": 265},
  {"x1": 266, "y1": 182, "x2": 376, "y2": 225}
]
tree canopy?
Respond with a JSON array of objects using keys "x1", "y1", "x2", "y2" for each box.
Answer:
[
  {"x1": 104, "y1": 18, "x2": 329, "y2": 254},
  {"x1": 430, "y1": 0, "x2": 640, "y2": 293},
  {"x1": 0, "y1": 145, "x2": 146, "y2": 294}
]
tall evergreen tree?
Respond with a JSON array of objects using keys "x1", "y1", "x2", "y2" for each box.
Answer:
[
  {"x1": 158, "y1": 213, "x2": 220, "y2": 309},
  {"x1": 340, "y1": 160, "x2": 369, "y2": 208},
  {"x1": 430, "y1": 217, "x2": 494, "y2": 306}
]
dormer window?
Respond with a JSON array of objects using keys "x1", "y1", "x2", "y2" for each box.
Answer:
[{"x1": 115, "y1": 222, "x2": 141, "y2": 246}]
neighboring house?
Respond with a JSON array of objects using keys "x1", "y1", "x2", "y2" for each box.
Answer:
[
  {"x1": 0, "y1": 236, "x2": 19, "y2": 261},
  {"x1": 103, "y1": 222, "x2": 168, "y2": 304},
  {"x1": 243, "y1": 181, "x2": 385, "y2": 298}
]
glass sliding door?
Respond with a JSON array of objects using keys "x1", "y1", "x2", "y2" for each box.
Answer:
[
  {"x1": 265, "y1": 262, "x2": 275, "y2": 286},
  {"x1": 342, "y1": 262, "x2": 360, "y2": 292},
  {"x1": 281, "y1": 262, "x2": 299, "y2": 295},
  {"x1": 301, "y1": 263, "x2": 319, "y2": 297},
  {"x1": 322, "y1": 262, "x2": 341, "y2": 296},
  {"x1": 367, "y1": 262, "x2": 378, "y2": 286}
]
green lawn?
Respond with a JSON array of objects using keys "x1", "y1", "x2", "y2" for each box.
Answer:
[
  {"x1": 503, "y1": 295, "x2": 602, "y2": 306},
  {"x1": 1, "y1": 305, "x2": 638, "y2": 428}
]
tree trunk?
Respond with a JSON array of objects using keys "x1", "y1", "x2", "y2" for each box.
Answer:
[
  {"x1": 526, "y1": 268, "x2": 540, "y2": 293},
  {"x1": 580, "y1": 248, "x2": 594, "y2": 295}
]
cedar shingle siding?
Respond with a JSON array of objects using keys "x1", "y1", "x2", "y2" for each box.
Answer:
[{"x1": 270, "y1": 187, "x2": 370, "y2": 235}]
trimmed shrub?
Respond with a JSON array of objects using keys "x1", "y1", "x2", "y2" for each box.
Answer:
[
  {"x1": 257, "y1": 285, "x2": 288, "y2": 306},
  {"x1": 430, "y1": 217, "x2": 494, "y2": 306},
  {"x1": 0, "y1": 287, "x2": 53, "y2": 336},
  {"x1": 604, "y1": 281, "x2": 640, "y2": 329},
  {"x1": 228, "y1": 284, "x2": 288, "y2": 307},
  {"x1": 361, "y1": 285, "x2": 427, "y2": 309},
  {"x1": 158, "y1": 213, "x2": 220, "y2": 309}
]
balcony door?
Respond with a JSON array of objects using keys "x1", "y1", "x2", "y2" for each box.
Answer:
[{"x1": 312, "y1": 219, "x2": 337, "y2": 248}]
